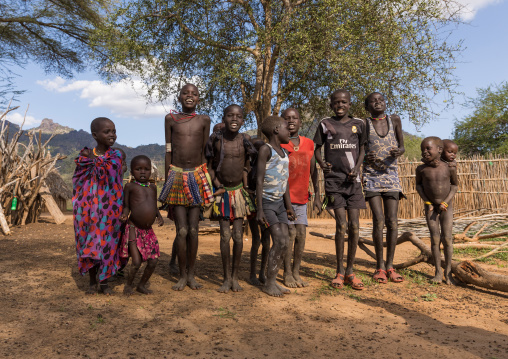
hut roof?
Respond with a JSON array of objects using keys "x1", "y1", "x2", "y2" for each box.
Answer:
[{"x1": 44, "y1": 170, "x2": 72, "y2": 199}]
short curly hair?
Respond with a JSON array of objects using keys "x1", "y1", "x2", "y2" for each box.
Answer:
[
  {"x1": 422, "y1": 136, "x2": 443, "y2": 149},
  {"x1": 261, "y1": 116, "x2": 284, "y2": 138}
]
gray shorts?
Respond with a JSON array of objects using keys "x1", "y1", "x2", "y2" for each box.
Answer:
[
  {"x1": 288, "y1": 203, "x2": 308, "y2": 226},
  {"x1": 262, "y1": 198, "x2": 289, "y2": 227}
]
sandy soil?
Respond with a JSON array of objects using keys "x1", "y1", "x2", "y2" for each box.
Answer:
[{"x1": 0, "y1": 215, "x2": 507, "y2": 358}]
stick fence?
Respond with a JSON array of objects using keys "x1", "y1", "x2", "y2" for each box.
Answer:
[{"x1": 307, "y1": 155, "x2": 508, "y2": 219}]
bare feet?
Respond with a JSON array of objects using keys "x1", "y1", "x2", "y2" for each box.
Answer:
[
  {"x1": 275, "y1": 282, "x2": 291, "y2": 294},
  {"x1": 248, "y1": 276, "x2": 262, "y2": 286},
  {"x1": 231, "y1": 279, "x2": 243, "y2": 292},
  {"x1": 283, "y1": 274, "x2": 298, "y2": 288},
  {"x1": 218, "y1": 278, "x2": 232, "y2": 293},
  {"x1": 430, "y1": 272, "x2": 443, "y2": 284},
  {"x1": 99, "y1": 284, "x2": 112, "y2": 296},
  {"x1": 86, "y1": 284, "x2": 97, "y2": 295},
  {"x1": 123, "y1": 285, "x2": 135, "y2": 296},
  {"x1": 136, "y1": 284, "x2": 153, "y2": 294},
  {"x1": 444, "y1": 273, "x2": 458, "y2": 285},
  {"x1": 293, "y1": 273, "x2": 309, "y2": 287},
  {"x1": 187, "y1": 276, "x2": 203, "y2": 290},
  {"x1": 172, "y1": 275, "x2": 187, "y2": 291},
  {"x1": 262, "y1": 283, "x2": 283, "y2": 297}
]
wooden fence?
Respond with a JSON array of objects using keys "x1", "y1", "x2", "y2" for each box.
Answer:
[{"x1": 307, "y1": 155, "x2": 508, "y2": 219}]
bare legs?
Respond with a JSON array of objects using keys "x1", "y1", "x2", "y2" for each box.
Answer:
[
  {"x1": 426, "y1": 204, "x2": 455, "y2": 285},
  {"x1": 169, "y1": 237, "x2": 179, "y2": 275},
  {"x1": 262, "y1": 223, "x2": 290, "y2": 297},
  {"x1": 218, "y1": 218, "x2": 244, "y2": 293},
  {"x1": 86, "y1": 266, "x2": 98, "y2": 294},
  {"x1": 368, "y1": 196, "x2": 399, "y2": 271},
  {"x1": 283, "y1": 224, "x2": 308, "y2": 288},
  {"x1": 248, "y1": 218, "x2": 270, "y2": 285},
  {"x1": 123, "y1": 227, "x2": 159, "y2": 296},
  {"x1": 333, "y1": 208, "x2": 360, "y2": 276}
]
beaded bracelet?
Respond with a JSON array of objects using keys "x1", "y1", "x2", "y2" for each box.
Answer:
[
  {"x1": 441, "y1": 202, "x2": 448, "y2": 208},
  {"x1": 424, "y1": 201, "x2": 432, "y2": 205}
]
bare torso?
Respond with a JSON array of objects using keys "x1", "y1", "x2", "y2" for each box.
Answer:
[
  {"x1": 417, "y1": 162, "x2": 452, "y2": 204},
  {"x1": 214, "y1": 134, "x2": 246, "y2": 187},
  {"x1": 166, "y1": 114, "x2": 211, "y2": 168},
  {"x1": 125, "y1": 183, "x2": 158, "y2": 229}
]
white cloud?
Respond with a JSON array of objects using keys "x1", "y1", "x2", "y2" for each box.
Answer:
[
  {"x1": 455, "y1": 0, "x2": 502, "y2": 20},
  {"x1": 5, "y1": 111, "x2": 39, "y2": 127},
  {"x1": 37, "y1": 76, "x2": 174, "y2": 119}
]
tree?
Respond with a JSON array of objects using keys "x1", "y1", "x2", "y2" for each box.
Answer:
[
  {"x1": 97, "y1": 0, "x2": 463, "y2": 134},
  {"x1": 454, "y1": 83, "x2": 508, "y2": 155},
  {"x1": 0, "y1": 0, "x2": 110, "y2": 102}
]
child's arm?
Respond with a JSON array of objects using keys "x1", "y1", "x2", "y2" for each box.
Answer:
[
  {"x1": 284, "y1": 186, "x2": 296, "y2": 221},
  {"x1": 201, "y1": 116, "x2": 211, "y2": 164},
  {"x1": 151, "y1": 184, "x2": 164, "y2": 226},
  {"x1": 415, "y1": 166, "x2": 433, "y2": 212},
  {"x1": 164, "y1": 115, "x2": 172, "y2": 181},
  {"x1": 256, "y1": 144, "x2": 270, "y2": 227},
  {"x1": 310, "y1": 154, "x2": 322, "y2": 214},
  {"x1": 349, "y1": 143, "x2": 365, "y2": 180},
  {"x1": 120, "y1": 184, "x2": 131, "y2": 222},
  {"x1": 390, "y1": 115, "x2": 405, "y2": 157},
  {"x1": 440, "y1": 167, "x2": 459, "y2": 212},
  {"x1": 243, "y1": 156, "x2": 250, "y2": 190}
]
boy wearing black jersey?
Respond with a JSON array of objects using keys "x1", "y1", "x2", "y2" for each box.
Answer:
[{"x1": 314, "y1": 89, "x2": 367, "y2": 290}]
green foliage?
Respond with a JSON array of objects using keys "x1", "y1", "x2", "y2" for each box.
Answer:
[
  {"x1": 0, "y1": 0, "x2": 110, "y2": 102},
  {"x1": 96, "y1": 0, "x2": 462, "y2": 132},
  {"x1": 454, "y1": 82, "x2": 508, "y2": 155},
  {"x1": 402, "y1": 131, "x2": 424, "y2": 161}
]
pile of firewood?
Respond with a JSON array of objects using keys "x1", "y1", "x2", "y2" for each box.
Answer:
[{"x1": 0, "y1": 106, "x2": 66, "y2": 235}]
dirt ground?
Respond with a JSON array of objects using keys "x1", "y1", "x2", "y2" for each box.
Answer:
[{"x1": 0, "y1": 214, "x2": 507, "y2": 359}]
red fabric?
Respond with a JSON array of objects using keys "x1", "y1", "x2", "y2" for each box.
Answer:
[{"x1": 281, "y1": 136, "x2": 314, "y2": 204}]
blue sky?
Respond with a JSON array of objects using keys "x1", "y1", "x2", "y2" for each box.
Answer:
[{"x1": 4, "y1": 0, "x2": 508, "y2": 147}]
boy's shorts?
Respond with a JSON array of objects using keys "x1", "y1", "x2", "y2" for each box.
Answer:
[
  {"x1": 288, "y1": 203, "x2": 308, "y2": 226},
  {"x1": 364, "y1": 191, "x2": 405, "y2": 200},
  {"x1": 326, "y1": 181, "x2": 366, "y2": 210},
  {"x1": 262, "y1": 198, "x2": 289, "y2": 227}
]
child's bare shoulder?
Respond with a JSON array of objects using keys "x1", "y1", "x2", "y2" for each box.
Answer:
[{"x1": 416, "y1": 163, "x2": 427, "y2": 172}]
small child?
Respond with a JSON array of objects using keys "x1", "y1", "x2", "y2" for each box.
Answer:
[
  {"x1": 205, "y1": 105, "x2": 257, "y2": 293},
  {"x1": 442, "y1": 139, "x2": 458, "y2": 167},
  {"x1": 363, "y1": 92, "x2": 405, "y2": 284},
  {"x1": 314, "y1": 89, "x2": 367, "y2": 290},
  {"x1": 73, "y1": 117, "x2": 124, "y2": 295},
  {"x1": 248, "y1": 139, "x2": 271, "y2": 286},
  {"x1": 281, "y1": 108, "x2": 318, "y2": 288},
  {"x1": 120, "y1": 155, "x2": 164, "y2": 295},
  {"x1": 256, "y1": 116, "x2": 296, "y2": 297},
  {"x1": 159, "y1": 83, "x2": 213, "y2": 291},
  {"x1": 416, "y1": 137, "x2": 458, "y2": 284}
]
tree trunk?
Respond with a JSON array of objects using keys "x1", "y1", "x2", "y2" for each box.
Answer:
[{"x1": 452, "y1": 260, "x2": 508, "y2": 292}]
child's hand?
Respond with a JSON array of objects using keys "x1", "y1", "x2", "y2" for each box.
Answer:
[
  {"x1": 390, "y1": 147, "x2": 402, "y2": 157},
  {"x1": 366, "y1": 150, "x2": 376, "y2": 162},
  {"x1": 425, "y1": 203, "x2": 434, "y2": 213},
  {"x1": 120, "y1": 214, "x2": 128, "y2": 222},
  {"x1": 348, "y1": 168, "x2": 358, "y2": 182},
  {"x1": 322, "y1": 162, "x2": 332, "y2": 174},
  {"x1": 257, "y1": 211, "x2": 269, "y2": 229},
  {"x1": 157, "y1": 216, "x2": 164, "y2": 227},
  {"x1": 214, "y1": 187, "x2": 226, "y2": 197},
  {"x1": 439, "y1": 203, "x2": 448, "y2": 212},
  {"x1": 313, "y1": 197, "x2": 323, "y2": 215},
  {"x1": 287, "y1": 207, "x2": 296, "y2": 221},
  {"x1": 448, "y1": 161, "x2": 457, "y2": 168}
]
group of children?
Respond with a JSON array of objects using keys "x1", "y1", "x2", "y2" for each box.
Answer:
[{"x1": 72, "y1": 84, "x2": 459, "y2": 296}]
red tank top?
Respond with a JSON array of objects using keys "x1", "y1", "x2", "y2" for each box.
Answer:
[{"x1": 281, "y1": 136, "x2": 314, "y2": 204}]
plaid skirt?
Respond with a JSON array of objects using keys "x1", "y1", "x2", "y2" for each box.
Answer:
[
  {"x1": 159, "y1": 163, "x2": 214, "y2": 207},
  {"x1": 213, "y1": 184, "x2": 256, "y2": 221}
]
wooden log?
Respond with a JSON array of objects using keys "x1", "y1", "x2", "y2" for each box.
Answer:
[
  {"x1": 0, "y1": 204, "x2": 10, "y2": 235},
  {"x1": 452, "y1": 260, "x2": 508, "y2": 292},
  {"x1": 39, "y1": 182, "x2": 66, "y2": 224}
]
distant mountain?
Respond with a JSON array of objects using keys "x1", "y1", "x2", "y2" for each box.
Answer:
[{"x1": 30, "y1": 118, "x2": 73, "y2": 135}]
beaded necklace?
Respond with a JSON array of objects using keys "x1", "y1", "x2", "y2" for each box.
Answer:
[
  {"x1": 170, "y1": 110, "x2": 196, "y2": 122},
  {"x1": 93, "y1": 148, "x2": 105, "y2": 157},
  {"x1": 371, "y1": 115, "x2": 387, "y2": 121},
  {"x1": 290, "y1": 135, "x2": 300, "y2": 151},
  {"x1": 133, "y1": 181, "x2": 150, "y2": 187}
]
